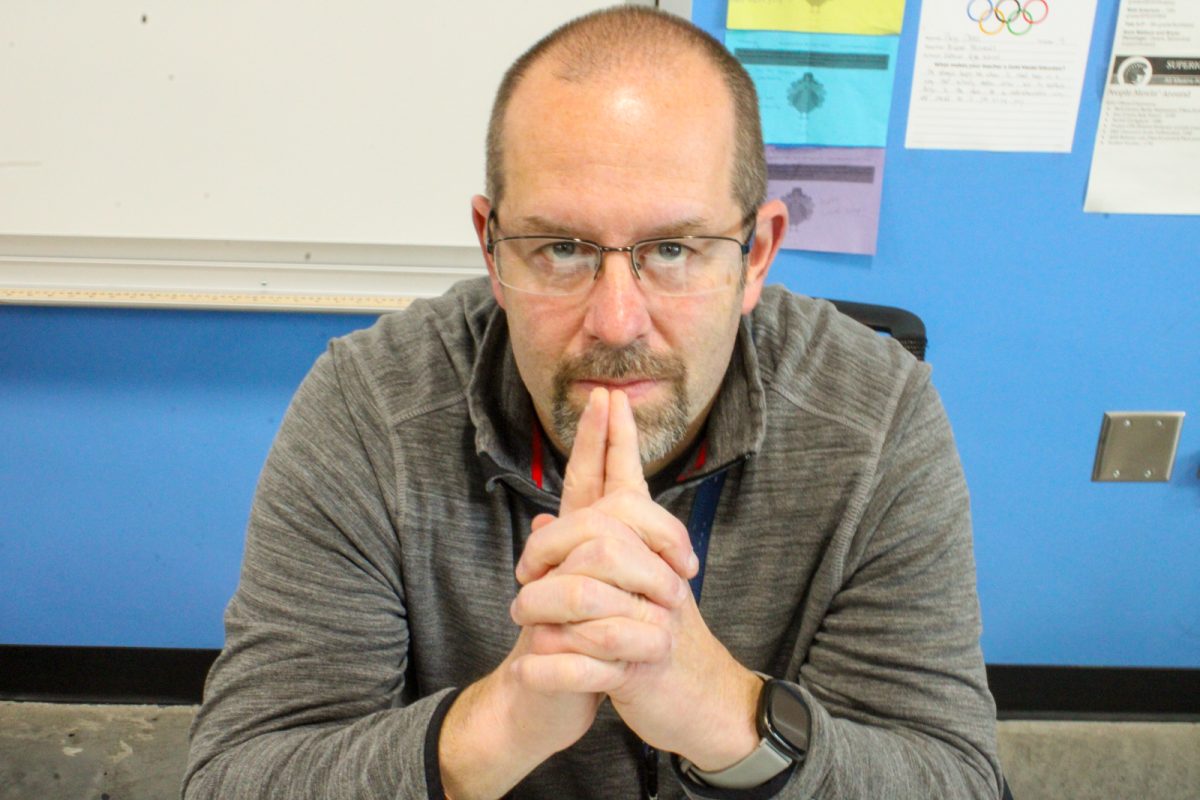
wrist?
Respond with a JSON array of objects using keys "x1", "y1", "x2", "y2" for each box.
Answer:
[
  {"x1": 438, "y1": 669, "x2": 554, "y2": 800},
  {"x1": 682, "y1": 676, "x2": 809, "y2": 790},
  {"x1": 683, "y1": 666, "x2": 765, "y2": 771}
]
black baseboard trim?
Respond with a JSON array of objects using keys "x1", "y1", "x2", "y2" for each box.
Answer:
[
  {"x1": 2, "y1": 645, "x2": 1198, "y2": 718},
  {"x1": 0, "y1": 645, "x2": 217, "y2": 705},
  {"x1": 986, "y1": 664, "x2": 1199, "y2": 720}
]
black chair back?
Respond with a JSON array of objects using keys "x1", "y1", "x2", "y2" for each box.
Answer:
[{"x1": 827, "y1": 299, "x2": 927, "y2": 361}]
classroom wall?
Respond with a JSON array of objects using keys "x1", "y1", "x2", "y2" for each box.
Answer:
[{"x1": 1, "y1": 0, "x2": 1197, "y2": 667}]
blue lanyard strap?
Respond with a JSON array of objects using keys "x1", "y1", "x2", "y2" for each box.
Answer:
[{"x1": 685, "y1": 470, "x2": 727, "y2": 604}]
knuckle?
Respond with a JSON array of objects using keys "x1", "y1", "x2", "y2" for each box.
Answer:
[
  {"x1": 512, "y1": 656, "x2": 536, "y2": 688},
  {"x1": 527, "y1": 624, "x2": 552, "y2": 653},
  {"x1": 669, "y1": 519, "x2": 690, "y2": 548},
  {"x1": 572, "y1": 540, "x2": 600, "y2": 571},
  {"x1": 511, "y1": 588, "x2": 531, "y2": 621},
  {"x1": 561, "y1": 474, "x2": 583, "y2": 497},
  {"x1": 589, "y1": 536, "x2": 621, "y2": 569},
  {"x1": 568, "y1": 577, "x2": 594, "y2": 618},
  {"x1": 649, "y1": 626, "x2": 672, "y2": 660},
  {"x1": 642, "y1": 599, "x2": 672, "y2": 628},
  {"x1": 565, "y1": 655, "x2": 591, "y2": 686},
  {"x1": 514, "y1": 558, "x2": 537, "y2": 585},
  {"x1": 657, "y1": 571, "x2": 684, "y2": 606},
  {"x1": 589, "y1": 619, "x2": 621, "y2": 653},
  {"x1": 524, "y1": 524, "x2": 548, "y2": 552}
]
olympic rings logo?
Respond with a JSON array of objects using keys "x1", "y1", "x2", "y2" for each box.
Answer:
[{"x1": 966, "y1": 0, "x2": 1049, "y2": 36}]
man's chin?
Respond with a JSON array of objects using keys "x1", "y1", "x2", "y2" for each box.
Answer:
[{"x1": 554, "y1": 393, "x2": 690, "y2": 467}]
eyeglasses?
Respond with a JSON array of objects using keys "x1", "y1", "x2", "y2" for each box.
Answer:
[{"x1": 485, "y1": 210, "x2": 756, "y2": 297}]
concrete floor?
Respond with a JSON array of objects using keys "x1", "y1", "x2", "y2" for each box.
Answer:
[
  {"x1": 997, "y1": 719, "x2": 1200, "y2": 800},
  {"x1": 0, "y1": 702, "x2": 193, "y2": 800},
  {"x1": 1, "y1": 701, "x2": 1198, "y2": 799}
]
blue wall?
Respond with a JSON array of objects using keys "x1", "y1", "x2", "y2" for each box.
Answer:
[{"x1": 2, "y1": 0, "x2": 1197, "y2": 666}]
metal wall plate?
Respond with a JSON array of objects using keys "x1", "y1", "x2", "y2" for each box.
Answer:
[{"x1": 1092, "y1": 412, "x2": 1185, "y2": 482}]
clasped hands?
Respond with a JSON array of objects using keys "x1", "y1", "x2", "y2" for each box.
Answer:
[
  {"x1": 439, "y1": 388, "x2": 760, "y2": 799},
  {"x1": 508, "y1": 387, "x2": 761, "y2": 771}
]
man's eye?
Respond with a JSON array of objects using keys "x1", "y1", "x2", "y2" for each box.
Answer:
[
  {"x1": 647, "y1": 240, "x2": 692, "y2": 264},
  {"x1": 661, "y1": 242, "x2": 685, "y2": 259},
  {"x1": 550, "y1": 242, "x2": 577, "y2": 259}
]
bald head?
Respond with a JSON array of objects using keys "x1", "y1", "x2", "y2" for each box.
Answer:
[{"x1": 485, "y1": 7, "x2": 766, "y2": 219}]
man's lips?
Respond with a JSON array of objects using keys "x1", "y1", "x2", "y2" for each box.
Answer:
[{"x1": 573, "y1": 378, "x2": 661, "y2": 400}]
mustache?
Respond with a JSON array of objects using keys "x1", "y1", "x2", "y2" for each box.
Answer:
[{"x1": 553, "y1": 342, "x2": 687, "y2": 385}]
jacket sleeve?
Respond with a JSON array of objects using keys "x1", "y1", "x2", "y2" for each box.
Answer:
[
  {"x1": 789, "y1": 369, "x2": 1002, "y2": 798},
  {"x1": 183, "y1": 341, "x2": 450, "y2": 800},
  {"x1": 678, "y1": 367, "x2": 1004, "y2": 800}
]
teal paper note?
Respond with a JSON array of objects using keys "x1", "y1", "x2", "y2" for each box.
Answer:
[{"x1": 725, "y1": 30, "x2": 899, "y2": 147}]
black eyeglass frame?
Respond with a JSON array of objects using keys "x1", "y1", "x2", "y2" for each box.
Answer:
[{"x1": 484, "y1": 209, "x2": 759, "y2": 294}]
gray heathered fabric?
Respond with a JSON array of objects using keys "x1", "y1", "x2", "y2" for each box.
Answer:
[{"x1": 183, "y1": 278, "x2": 1003, "y2": 799}]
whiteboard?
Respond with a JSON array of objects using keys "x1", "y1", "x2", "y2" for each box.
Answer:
[{"x1": 0, "y1": 0, "x2": 679, "y2": 309}]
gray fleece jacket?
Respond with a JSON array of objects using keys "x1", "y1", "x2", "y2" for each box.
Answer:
[{"x1": 184, "y1": 278, "x2": 1002, "y2": 799}]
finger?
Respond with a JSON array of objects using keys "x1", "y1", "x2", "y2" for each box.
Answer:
[
  {"x1": 519, "y1": 494, "x2": 697, "y2": 585},
  {"x1": 553, "y1": 534, "x2": 690, "y2": 609},
  {"x1": 510, "y1": 653, "x2": 627, "y2": 694},
  {"x1": 593, "y1": 488, "x2": 699, "y2": 580},
  {"x1": 516, "y1": 506, "x2": 643, "y2": 584},
  {"x1": 511, "y1": 573, "x2": 668, "y2": 627},
  {"x1": 528, "y1": 620, "x2": 672, "y2": 664},
  {"x1": 561, "y1": 388, "x2": 609, "y2": 516},
  {"x1": 605, "y1": 389, "x2": 650, "y2": 497},
  {"x1": 531, "y1": 513, "x2": 555, "y2": 532}
]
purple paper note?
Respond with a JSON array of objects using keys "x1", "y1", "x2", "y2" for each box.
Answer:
[{"x1": 766, "y1": 146, "x2": 886, "y2": 256}]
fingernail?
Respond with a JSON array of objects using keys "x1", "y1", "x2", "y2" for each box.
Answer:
[{"x1": 688, "y1": 552, "x2": 700, "y2": 575}]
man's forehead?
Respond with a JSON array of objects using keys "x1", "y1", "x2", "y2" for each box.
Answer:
[
  {"x1": 502, "y1": 212, "x2": 721, "y2": 240},
  {"x1": 498, "y1": 54, "x2": 739, "y2": 228},
  {"x1": 506, "y1": 49, "x2": 731, "y2": 127}
]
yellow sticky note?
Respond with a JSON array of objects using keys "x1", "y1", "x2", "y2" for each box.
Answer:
[{"x1": 728, "y1": 0, "x2": 906, "y2": 36}]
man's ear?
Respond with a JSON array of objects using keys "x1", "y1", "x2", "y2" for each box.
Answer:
[
  {"x1": 471, "y1": 194, "x2": 506, "y2": 310},
  {"x1": 741, "y1": 198, "x2": 787, "y2": 315}
]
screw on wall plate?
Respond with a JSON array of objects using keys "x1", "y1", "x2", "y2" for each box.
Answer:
[
  {"x1": 1144, "y1": 469, "x2": 1153, "y2": 478},
  {"x1": 1123, "y1": 419, "x2": 1132, "y2": 427},
  {"x1": 1112, "y1": 469, "x2": 1121, "y2": 478}
]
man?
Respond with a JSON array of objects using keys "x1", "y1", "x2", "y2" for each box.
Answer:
[{"x1": 185, "y1": 7, "x2": 1003, "y2": 799}]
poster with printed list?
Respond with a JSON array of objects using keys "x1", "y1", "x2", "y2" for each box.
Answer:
[{"x1": 1085, "y1": 0, "x2": 1200, "y2": 214}]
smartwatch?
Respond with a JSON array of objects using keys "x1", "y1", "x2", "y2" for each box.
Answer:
[{"x1": 683, "y1": 677, "x2": 810, "y2": 789}]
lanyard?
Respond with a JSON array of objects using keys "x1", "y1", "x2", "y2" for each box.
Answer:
[
  {"x1": 641, "y1": 469, "x2": 728, "y2": 800},
  {"x1": 684, "y1": 470, "x2": 727, "y2": 604}
]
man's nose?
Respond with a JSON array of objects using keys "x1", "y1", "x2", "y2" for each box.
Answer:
[{"x1": 582, "y1": 250, "x2": 652, "y2": 347}]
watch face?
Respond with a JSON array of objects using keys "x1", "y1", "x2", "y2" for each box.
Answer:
[{"x1": 766, "y1": 681, "x2": 810, "y2": 757}]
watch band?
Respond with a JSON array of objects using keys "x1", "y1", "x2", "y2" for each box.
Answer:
[{"x1": 681, "y1": 735, "x2": 794, "y2": 789}]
